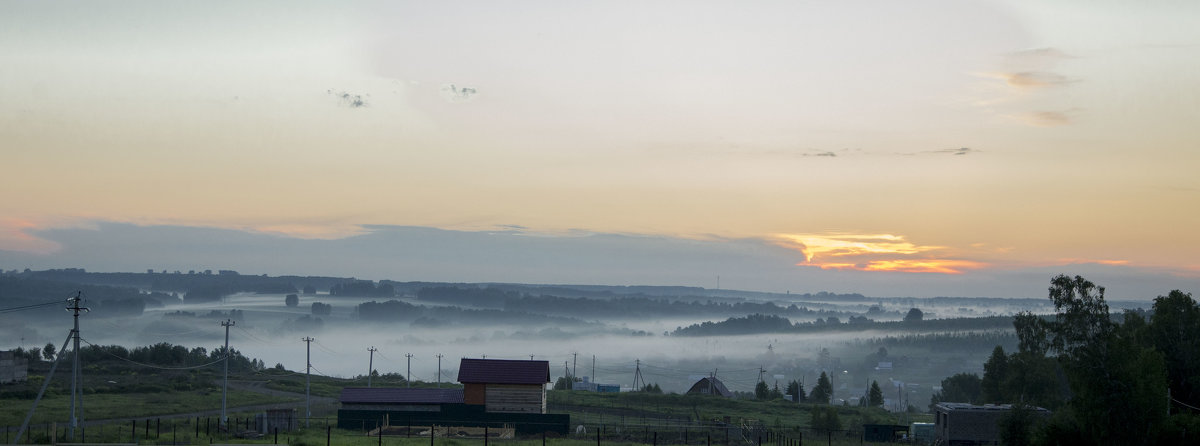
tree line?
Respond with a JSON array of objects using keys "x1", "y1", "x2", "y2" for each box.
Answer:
[{"x1": 929, "y1": 275, "x2": 1199, "y2": 445}]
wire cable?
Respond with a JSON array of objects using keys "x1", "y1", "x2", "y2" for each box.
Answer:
[
  {"x1": 1171, "y1": 396, "x2": 1200, "y2": 412},
  {"x1": 0, "y1": 300, "x2": 62, "y2": 314}
]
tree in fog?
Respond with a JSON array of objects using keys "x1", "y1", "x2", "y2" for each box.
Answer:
[
  {"x1": 311, "y1": 302, "x2": 332, "y2": 316},
  {"x1": 810, "y1": 371, "x2": 833, "y2": 404},
  {"x1": 285, "y1": 293, "x2": 299, "y2": 307},
  {"x1": 903, "y1": 308, "x2": 924, "y2": 323},
  {"x1": 929, "y1": 373, "x2": 981, "y2": 409},
  {"x1": 787, "y1": 380, "x2": 806, "y2": 403},
  {"x1": 755, "y1": 380, "x2": 770, "y2": 400},
  {"x1": 868, "y1": 380, "x2": 884, "y2": 407},
  {"x1": 42, "y1": 342, "x2": 56, "y2": 361},
  {"x1": 979, "y1": 346, "x2": 1008, "y2": 403}
]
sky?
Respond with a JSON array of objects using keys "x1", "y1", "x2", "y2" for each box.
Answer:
[{"x1": 2, "y1": 1, "x2": 1198, "y2": 299}]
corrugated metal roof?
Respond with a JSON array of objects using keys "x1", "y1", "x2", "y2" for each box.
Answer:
[
  {"x1": 339, "y1": 387, "x2": 464, "y2": 404},
  {"x1": 457, "y1": 358, "x2": 550, "y2": 384}
]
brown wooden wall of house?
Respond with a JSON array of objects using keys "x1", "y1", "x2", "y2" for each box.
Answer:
[
  {"x1": 484, "y1": 384, "x2": 545, "y2": 414},
  {"x1": 463, "y1": 383, "x2": 486, "y2": 405}
]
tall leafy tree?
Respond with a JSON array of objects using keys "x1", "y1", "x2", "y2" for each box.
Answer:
[
  {"x1": 755, "y1": 380, "x2": 770, "y2": 400},
  {"x1": 1150, "y1": 290, "x2": 1200, "y2": 408},
  {"x1": 868, "y1": 380, "x2": 884, "y2": 407},
  {"x1": 933, "y1": 373, "x2": 981, "y2": 405},
  {"x1": 42, "y1": 342, "x2": 56, "y2": 361},
  {"x1": 980, "y1": 345, "x2": 1008, "y2": 403},
  {"x1": 1038, "y1": 275, "x2": 1167, "y2": 445},
  {"x1": 810, "y1": 371, "x2": 833, "y2": 404}
]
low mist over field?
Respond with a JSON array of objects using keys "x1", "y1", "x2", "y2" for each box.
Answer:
[{"x1": 1, "y1": 267, "x2": 1162, "y2": 409}]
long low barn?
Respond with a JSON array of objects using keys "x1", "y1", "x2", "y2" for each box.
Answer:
[{"x1": 337, "y1": 358, "x2": 567, "y2": 435}]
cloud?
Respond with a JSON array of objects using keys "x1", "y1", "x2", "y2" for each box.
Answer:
[
  {"x1": 0, "y1": 218, "x2": 64, "y2": 254},
  {"x1": 1057, "y1": 258, "x2": 1130, "y2": 266},
  {"x1": 927, "y1": 147, "x2": 976, "y2": 156},
  {"x1": 976, "y1": 71, "x2": 1075, "y2": 91},
  {"x1": 775, "y1": 233, "x2": 987, "y2": 274},
  {"x1": 328, "y1": 90, "x2": 368, "y2": 108},
  {"x1": 1018, "y1": 111, "x2": 1071, "y2": 127},
  {"x1": 1002, "y1": 71, "x2": 1075, "y2": 89},
  {"x1": 441, "y1": 84, "x2": 478, "y2": 102},
  {"x1": 1006, "y1": 47, "x2": 1074, "y2": 65}
]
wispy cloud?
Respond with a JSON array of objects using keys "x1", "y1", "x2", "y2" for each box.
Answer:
[
  {"x1": 0, "y1": 218, "x2": 67, "y2": 254},
  {"x1": 924, "y1": 147, "x2": 977, "y2": 156},
  {"x1": 1000, "y1": 71, "x2": 1075, "y2": 89},
  {"x1": 803, "y1": 151, "x2": 838, "y2": 157},
  {"x1": 1016, "y1": 111, "x2": 1072, "y2": 127},
  {"x1": 328, "y1": 89, "x2": 368, "y2": 108},
  {"x1": 774, "y1": 233, "x2": 987, "y2": 274},
  {"x1": 1006, "y1": 47, "x2": 1074, "y2": 65},
  {"x1": 1057, "y1": 258, "x2": 1130, "y2": 266}
]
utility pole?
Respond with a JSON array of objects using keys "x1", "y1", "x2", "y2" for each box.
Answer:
[
  {"x1": 592, "y1": 355, "x2": 595, "y2": 382},
  {"x1": 302, "y1": 337, "x2": 314, "y2": 427},
  {"x1": 405, "y1": 353, "x2": 414, "y2": 388},
  {"x1": 572, "y1": 352, "x2": 578, "y2": 380},
  {"x1": 633, "y1": 359, "x2": 644, "y2": 391},
  {"x1": 367, "y1": 347, "x2": 377, "y2": 388},
  {"x1": 530, "y1": 354, "x2": 535, "y2": 360},
  {"x1": 564, "y1": 361, "x2": 571, "y2": 388},
  {"x1": 759, "y1": 366, "x2": 766, "y2": 383},
  {"x1": 66, "y1": 292, "x2": 88, "y2": 441},
  {"x1": 436, "y1": 354, "x2": 443, "y2": 388},
  {"x1": 220, "y1": 319, "x2": 235, "y2": 427}
]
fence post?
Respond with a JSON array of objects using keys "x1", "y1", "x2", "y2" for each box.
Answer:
[
  {"x1": 156, "y1": 418, "x2": 160, "y2": 438},
  {"x1": 429, "y1": 424, "x2": 434, "y2": 446},
  {"x1": 485, "y1": 425, "x2": 489, "y2": 446},
  {"x1": 653, "y1": 431, "x2": 657, "y2": 446},
  {"x1": 596, "y1": 425, "x2": 600, "y2": 446}
]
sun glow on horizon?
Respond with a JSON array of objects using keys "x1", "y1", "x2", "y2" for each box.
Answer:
[{"x1": 775, "y1": 233, "x2": 986, "y2": 274}]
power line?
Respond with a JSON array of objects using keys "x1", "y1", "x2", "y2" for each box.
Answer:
[
  {"x1": 0, "y1": 300, "x2": 64, "y2": 313},
  {"x1": 1171, "y1": 396, "x2": 1200, "y2": 412}
]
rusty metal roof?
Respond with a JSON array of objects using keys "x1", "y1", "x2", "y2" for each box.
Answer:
[{"x1": 457, "y1": 358, "x2": 550, "y2": 385}]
